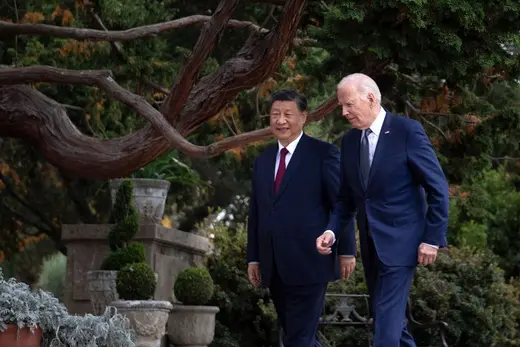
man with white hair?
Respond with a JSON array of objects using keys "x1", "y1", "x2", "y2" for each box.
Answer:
[{"x1": 315, "y1": 73, "x2": 449, "y2": 347}]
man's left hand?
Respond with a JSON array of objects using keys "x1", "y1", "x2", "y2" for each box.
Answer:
[
  {"x1": 339, "y1": 256, "x2": 356, "y2": 280},
  {"x1": 417, "y1": 243, "x2": 438, "y2": 265}
]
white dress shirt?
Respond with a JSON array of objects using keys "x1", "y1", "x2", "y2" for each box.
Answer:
[
  {"x1": 274, "y1": 131, "x2": 304, "y2": 178},
  {"x1": 325, "y1": 107, "x2": 438, "y2": 256}
]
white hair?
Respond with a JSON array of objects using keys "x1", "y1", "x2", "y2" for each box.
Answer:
[{"x1": 337, "y1": 73, "x2": 382, "y2": 103}]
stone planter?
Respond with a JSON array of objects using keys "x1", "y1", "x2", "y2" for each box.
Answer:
[
  {"x1": 112, "y1": 300, "x2": 172, "y2": 347},
  {"x1": 167, "y1": 305, "x2": 220, "y2": 347},
  {"x1": 109, "y1": 178, "x2": 170, "y2": 224},
  {"x1": 86, "y1": 270, "x2": 118, "y2": 315}
]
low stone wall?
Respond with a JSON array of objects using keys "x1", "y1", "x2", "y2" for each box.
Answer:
[{"x1": 62, "y1": 223, "x2": 212, "y2": 314}]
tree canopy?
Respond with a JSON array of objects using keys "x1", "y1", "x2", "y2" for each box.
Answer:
[{"x1": 1, "y1": 0, "x2": 519, "y2": 179}]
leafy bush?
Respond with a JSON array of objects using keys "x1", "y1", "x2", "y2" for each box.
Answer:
[
  {"x1": 174, "y1": 267, "x2": 214, "y2": 305},
  {"x1": 410, "y1": 248, "x2": 520, "y2": 347},
  {"x1": 102, "y1": 179, "x2": 144, "y2": 272},
  {"x1": 204, "y1": 220, "x2": 279, "y2": 347},
  {"x1": 109, "y1": 179, "x2": 135, "y2": 226},
  {"x1": 108, "y1": 207, "x2": 140, "y2": 251},
  {"x1": 100, "y1": 243, "x2": 146, "y2": 271},
  {"x1": 116, "y1": 263, "x2": 156, "y2": 300},
  {"x1": 448, "y1": 169, "x2": 520, "y2": 277},
  {"x1": 0, "y1": 267, "x2": 67, "y2": 334},
  {"x1": 321, "y1": 248, "x2": 520, "y2": 347},
  {"x1": 203, "y1": 217, "x2": 520, "y2": 347},
  {"x1": 42, "y1": 307, "x2": 136, "y2": 347},
  {"x1": 1, "y1": 268, "x2": 136, "y2": 346},
  {"x1": 107, "y1": 180, "x2": 140, "y2": 251},
  {"x1": 37, "y1": 252, "x2": 67, "y2": 301}
]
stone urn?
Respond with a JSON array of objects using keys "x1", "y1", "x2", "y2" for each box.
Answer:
[
  {"x1": 109, "y1": 178, "x2": 170, "y2": 224},
  {"x1": 167, "y1": 305, "x2": 220, "y2": 347},
  {"x1": 86, "y1": 270, "x2": 118, "y2": 315},
  {"x1": 112, "y1": 300, "x2": 172, "y2": 347}
]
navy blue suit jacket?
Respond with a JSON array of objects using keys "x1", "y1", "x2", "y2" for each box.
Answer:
[
  {"x1": 328, "y1": 113, "x2": 449, "y2": 267},
  {"x1": 247, "y1": 133, "x2": 356, "y2": 287}
]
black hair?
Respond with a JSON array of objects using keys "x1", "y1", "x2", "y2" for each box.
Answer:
[{"x1": 268, "y1": 89, "x2": 308, "y2": 112}]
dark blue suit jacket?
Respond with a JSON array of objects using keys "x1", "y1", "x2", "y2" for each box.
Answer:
[
  {"x1": 328, "y1": 113, "x2": 449, "y2": 267},
  {"x1": 247, "y1": 133, "x2": 356, "y2": 287}
]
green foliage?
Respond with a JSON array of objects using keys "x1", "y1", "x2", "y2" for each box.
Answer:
[
  {"x1": 102, "y1": 179, "x2": 142, "y2": 271},
  {"x1": 116, "y1": 262, "x2": 156, "y2": 300},
  {"x1": 109, "y1": 180, "x2": 135, "y2": 226},
  {"x1": 107, "y1": 207, "x2": 140, "y2": 251},
  {"x1": 41, "y1": 307, "x2": 136, "y2": 347},
  {"x1": 310, "y1": 1, "x2": 520, "y2": 81},
  {"x1": 204, "y1": 216, "x2": 520, "y2": 347},
  {"x1": 205, "y1": 220, "x2": 279, "y2": 347},
  {"x1": 132, "y1": 151, "x2": 208, "y2": 211},
  {"x1": 100, "y1": 242, "x2": 146, "y2": 271},
  {"x1": 448, "y1": 169, "x2": 520, "y2": 277},
  {"x1": 410, "y1": 248, "x2": 520, "y2": 347},
  {"x1": 0, "y1": 269, "x2": 135, "y2": 347},
  {"x1": 37, "y1": 252, "x2": 67, "y2": 300},
  {"x1": 174, "y1": 267, "x2": 214, "y2": 305},
  {"x1": 0, "y1": 268, "x2": 67, "y2": 334}
]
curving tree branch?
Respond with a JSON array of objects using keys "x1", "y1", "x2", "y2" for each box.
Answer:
[
  {"x1": 0, "y1": 66, "x2": 202, "y2": 154},
  {"x1": 0, "y1": 14, "x2": 312, "y2": 46},
  {"x1": 0, "y1": 84, "x2": 335, "y2": 179},
  {"x1": 161, "y1": 0, "x2": 239, "y2": 120},
  {"x1": 175, "y1": 0, "x2": 308, "y2": 133}
]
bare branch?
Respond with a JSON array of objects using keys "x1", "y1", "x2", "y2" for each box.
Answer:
[
  {"x1": 0, "y1": 85, "x2": 336, "y2": 179},
  {"x1": 0, "y1": 15, "x2": 261, "y2": 41},
  {"x1": 0, "y1": 16, "x2": 314, "y2": 47},
  {"x1": 419, "y1": 115, "x2": 449, "y2": 141},
  {"x1": 161, "y1": 0, "x2": 239, "y2": 119}
]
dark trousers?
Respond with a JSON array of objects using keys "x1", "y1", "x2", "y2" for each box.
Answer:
[
  {"x1": 362, "y1": 231, "x2": 417, "y2": 347},
  {"x1": 270, "y1": 261, "x2": 327, "y2": 347}
]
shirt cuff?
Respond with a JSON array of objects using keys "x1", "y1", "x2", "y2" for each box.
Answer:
[
  {"x1": 324, "y1": 230, "x2": 336, "y2": 244},
  {"x1": 421, "y1": 243, "x2": 439, "y2": 249},
  {"x1": 248, "y1": 261, "x2": 260, "y2": 264}
]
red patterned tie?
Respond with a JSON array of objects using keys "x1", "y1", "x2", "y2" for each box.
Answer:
[{"x1": 274, "y1": 148, "x2": 289, "y2": 194}]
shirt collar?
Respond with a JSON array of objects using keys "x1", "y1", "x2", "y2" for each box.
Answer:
[
  {"x1": 367, "y1": 106, "x2": 386, "y2": 136},
  {"x1": 278, "y1": 131, "x2": 304, "y2": 154}
]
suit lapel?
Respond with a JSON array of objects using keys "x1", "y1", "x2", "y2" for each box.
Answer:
[
  {"x1": 263, "y1": 145, "x2": 278, "y2": 201},
  {"x1": 367, "y1": 113, "x2": 393, "y2": 187},
  {"x1": 273, "y1": 133, "x2": 309, "y2": 202}
]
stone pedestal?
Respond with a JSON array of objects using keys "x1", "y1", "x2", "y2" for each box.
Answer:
[{"x1": 62, "y1": 223, "x2": 212, "y2": 315}]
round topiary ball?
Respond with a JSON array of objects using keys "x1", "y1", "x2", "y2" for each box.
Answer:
[
  {"x1": 174, "y1": 267, "x2": 214, "y2": 305},
  {"x1": 100, "y1": 243, "x2": 146, "y2": 271},
  {"x1": 116, "y1": 262, "x2": 156, "y2": 300}
]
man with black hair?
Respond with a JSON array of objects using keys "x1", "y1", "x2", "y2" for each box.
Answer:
[{"x1": 247, "y1": 90, "x2": 356, "y2": 347}]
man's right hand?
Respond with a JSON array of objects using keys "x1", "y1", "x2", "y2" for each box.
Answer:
[
  {"x1": 248, "y1": 263, "x2": 262, "y2": 287},
  {"x1": 316, "y1": 232, "x2": 334, "y2": 255}
]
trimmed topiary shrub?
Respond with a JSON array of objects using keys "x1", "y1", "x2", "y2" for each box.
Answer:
[
  {"x1": 100, "y1": 179, "x2": 143, "y2": 272},
  {"x1": 174, "y1": 267, "x2": 214, "y2": 305},
  {"x1": 100, "y1": 243, "x2": 146, "y2": 271},
  {"x1": 116, "y1": 263, "x2": 156, "y2": 300},
  {"x1": 107, "y1": 180, "x2": 140, "y2": 252}
]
